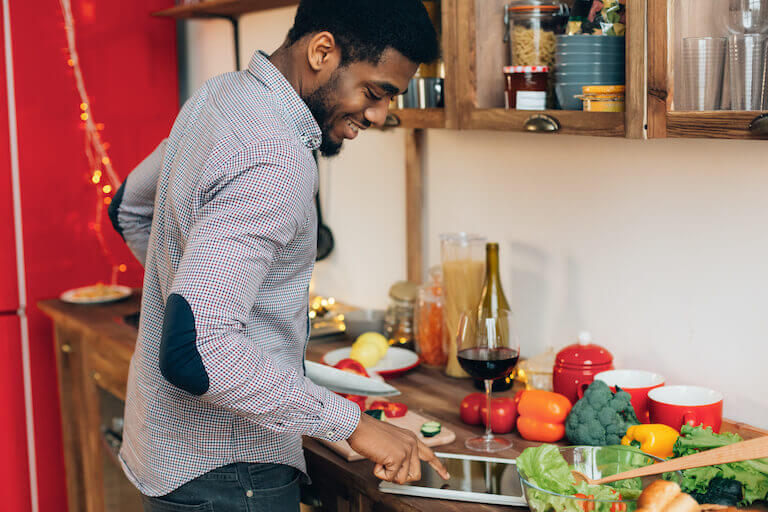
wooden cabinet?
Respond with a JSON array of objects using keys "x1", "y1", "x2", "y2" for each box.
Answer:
[
  {"x1": 154, "y1": 1, "x2": 767, "y2": 140},
  {"x1": 648, "y1": 0, "x2": 768, "y2": 139}
]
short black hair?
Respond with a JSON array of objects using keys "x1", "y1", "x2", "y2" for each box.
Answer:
[{"x1": 287, "y1": 0, "x2": 439, "y2": 66}]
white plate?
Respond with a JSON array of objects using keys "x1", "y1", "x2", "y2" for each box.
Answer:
[
  {"x1": 305, "y1": 361, "x2": 399, "y2": 397},
  {"x1": 322, "y1": 347, "x2": 420, "y2": 377},
  {"x1": 60, "y1": 284, "x2": 132, "y2": 305}
]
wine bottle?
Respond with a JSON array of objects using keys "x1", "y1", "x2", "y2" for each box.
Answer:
[
  {"x1": 478, "y1": 243, "x2": 510, "y2": 320},
  {"x1": 474, "y1": 243, "x2": 512, "y2": 390}
]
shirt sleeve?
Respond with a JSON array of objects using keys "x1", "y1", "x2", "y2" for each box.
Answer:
[
  {"x1": 108, "y1": 139, "x2": 166, "y2": 265},
  {"x1": 160, "y1": 139, "x2": 360, "y2": 443}
]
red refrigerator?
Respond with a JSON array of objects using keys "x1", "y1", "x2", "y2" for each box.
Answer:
[{"x1": 0, "y1": 1, "x2": 178, "y2": 510}]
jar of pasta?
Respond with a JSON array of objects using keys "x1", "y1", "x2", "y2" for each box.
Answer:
[{"x1": 504, "y1": 0, "x2": 569, "y2": 67}]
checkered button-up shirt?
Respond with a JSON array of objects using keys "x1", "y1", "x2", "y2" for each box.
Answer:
[{"x1": 116, "y1": 51, "x2": 360, "y2": 497}]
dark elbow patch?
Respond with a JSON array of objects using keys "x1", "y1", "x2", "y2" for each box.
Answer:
[
  {"x1": 108, "y1": 180, "x2": 127, "y2": 240},
  {"x1": 159, "y1": 294, "x2": 210, "y2": 396}
]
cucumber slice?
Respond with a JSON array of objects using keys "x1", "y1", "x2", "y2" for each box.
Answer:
[
  {"x1": 420, "y1": 421, "x2": 441, "y2": 437},
  {"x1": 364, "y1": 409, "x2": 385, "y2": 421}
]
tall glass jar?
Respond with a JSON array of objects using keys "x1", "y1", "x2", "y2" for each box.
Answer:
[
  {"x1": 440, "y1": 233, "x2": 487, "y2": 377},
  {"x1": 414, "y1": 267, "x2": 448, "y2": 367}
]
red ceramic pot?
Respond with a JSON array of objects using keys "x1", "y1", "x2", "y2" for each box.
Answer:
[
  {"x1": 553, "y1": 332, "x2": 613, "y2": 404},
  {"x1": 648, "y1": 385, "x2": 723, "y2": 432}
]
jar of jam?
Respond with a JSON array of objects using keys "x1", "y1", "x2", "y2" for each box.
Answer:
[
  {"x1": 578, "y1": 85, "x2": 626, "y2": 112},
  {"x1": 503, "y1": 65, "x2": 549, "y2": 110}
]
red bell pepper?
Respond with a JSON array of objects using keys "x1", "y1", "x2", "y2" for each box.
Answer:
[
  {"x1": 333, "y1": 358, "x2": 369, "y2": 377},
  {"x1": 369, "y1": 400, "x2": 408, "y2": 418}
]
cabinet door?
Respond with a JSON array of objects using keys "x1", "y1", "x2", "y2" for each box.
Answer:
[
  {"x1": 0, "y1": 315, "x2": 31, "y2": 512},
  {"x1": 648, "y1": 0, "x2": 768, "y2": 139}
]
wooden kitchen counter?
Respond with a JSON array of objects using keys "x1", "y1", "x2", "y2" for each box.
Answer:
[{"x1": 39, "y1": 292, "x2": 767, "y2": 512}]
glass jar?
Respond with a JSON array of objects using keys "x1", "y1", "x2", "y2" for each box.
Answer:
[
  {"x1": 384, "y1": 281, "x2": 418, "y2": 350},
  {"x1": 504, "y1": 0, "x2": 569, "y2": 67},
  {"x1": 414, "y1": 278, "x2": 448, "y2": 367},
  {"x1": 440, "y1": 233, "x2": 487, "y2": 378},
  {"x1": 577, "y1": 85, "x2": 626, "y2": 112},
  {"x1": 504, "y1": 65, "x2": 550, "y2": 109}
]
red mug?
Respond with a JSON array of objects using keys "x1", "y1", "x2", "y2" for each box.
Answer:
[
  {"x1": 648, "y1": 385, "x2": 723, "y2": 432},
  {"x1": 594, "y1": 370, "x2": 665, "y2": 423}
]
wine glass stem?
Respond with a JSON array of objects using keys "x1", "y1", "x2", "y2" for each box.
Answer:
[{"x1": 484, "y1": 379, "x2": 493, "y2": 440}]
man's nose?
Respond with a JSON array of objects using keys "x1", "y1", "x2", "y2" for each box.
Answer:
[{"x1": 364, "y1": 100, "x2": 389, "y2": 128}]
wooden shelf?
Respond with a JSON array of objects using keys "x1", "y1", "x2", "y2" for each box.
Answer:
[
  {"x1": 152, "y1": 0, "x2": 297, "y2": 19},
  {"x1": 386, "y1": 108, "x2": 446, "y2": 130},
  {"x1": 466, "y1": 109, "x2": 625, "y2": 137},
  {"x1": 666, "y1": 111, "x2": 768, "y2": 140}
]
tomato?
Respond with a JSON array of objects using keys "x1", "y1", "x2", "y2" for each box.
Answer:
[
  {"x1": 517, "y1": 389, "x2": 572, "y2": 424},
  {"x1": 479, "y1": 397, "x2": 518, "y2": 434},
  {"x1": 460, "y1": 393, "x2": 487, "y2": 426},
  {"x1": 516, "y1": 416, "x2": 566, "y2": 442},
  {"x1": 334, "y1": 358, "x2": 369, "y2": 377}
]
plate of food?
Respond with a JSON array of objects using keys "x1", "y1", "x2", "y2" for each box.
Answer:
[
  {"x1": 60, "y1": 283, "x2": 132, "y2": 305},
  {"x1": 323, "y1": 333, "x2": 420, "y2": 378}
]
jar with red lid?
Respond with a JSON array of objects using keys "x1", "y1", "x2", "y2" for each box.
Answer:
[
  {"x1": 552, "y1": 331, "x2": 614, "y2": 404},
  {"x1": 504, "y1": 65, "x2": 549, "y2": 110}
]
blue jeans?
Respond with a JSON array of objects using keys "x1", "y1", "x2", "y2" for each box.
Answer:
[{"x1": 141, "y1": 463, "x2": 301, "y2": 512}]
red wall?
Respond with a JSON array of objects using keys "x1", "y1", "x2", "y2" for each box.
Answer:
[{"x1": 9, "y1": 1, "x2": 178, "y2": 509}]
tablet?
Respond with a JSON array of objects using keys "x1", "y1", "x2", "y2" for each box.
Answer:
[{"x1": 379, "y1": 452, "x2": 527, "y2": 507}]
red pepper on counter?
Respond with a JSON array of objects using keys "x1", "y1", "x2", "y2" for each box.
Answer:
[
  {"x1": 515, "y1": 389, "x2": 572, "y2": 442},
  {"x1": 333, "y1": 358, "x2": 369, "y2": 377},
  {"x1": 339, "y1": 393, "x2": 367, "y2": 412},
  {"x1": 369, "y1": 400, "x2": 408, "y2": 418}
]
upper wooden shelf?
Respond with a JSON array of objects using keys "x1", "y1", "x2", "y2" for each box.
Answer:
[
  {"x1": 386, "y1": 108, "x2": 446, "y2": 130},
  {"x1": 152, "y1": 0, "x2": 297, "y2": 19}
]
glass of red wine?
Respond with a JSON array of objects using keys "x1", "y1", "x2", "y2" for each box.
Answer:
[{"x1": 456, "y1": 308, "x2": 519, "y2": 452}]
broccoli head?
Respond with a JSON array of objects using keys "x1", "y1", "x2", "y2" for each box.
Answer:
[{"x1": 565, "y1": 380, "x2": 639, "y2": 446}]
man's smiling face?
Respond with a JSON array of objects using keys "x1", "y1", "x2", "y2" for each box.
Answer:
[{"x1": 304, "y1": 47, "x2": 418, "y2": 157}]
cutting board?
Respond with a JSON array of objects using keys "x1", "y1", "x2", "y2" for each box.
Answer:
[{"x1": 319, "y1": 400, "x2": 456, "y2": 462}]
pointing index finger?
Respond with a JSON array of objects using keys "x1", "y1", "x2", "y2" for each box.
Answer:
[{"x1": 417, "y1": 441, "x2": 450, "y2": 480}]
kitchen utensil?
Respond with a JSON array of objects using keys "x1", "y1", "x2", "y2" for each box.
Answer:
[
  {"x1": 726, "y1": 0, "x2": 768, "y2": 34},
  {"x1": 554, "y1": 61, "x2": 626, "y2": 71},
  {"x1": 343, "y1": 308, "x2": 386, "y2": 340},
  {"x1": 320, "y1": 401, "x2": 455, "y2": 461},
  {"x1": 553, "y1": 331, "x2": 614, "y2": 403},
  {"x1": 728, "y1": 34, "x2": 768, "y2": 109},
  {"x1": 518, "y1": 446, "x2": 682, "y2": 512},
  {"x1": 681, "y1": 37, "x2": 727, "y2": 110},
  {"x1": 572, "y1": 435, "x2": 768, "y2": 486},
  {"x1": 304, "y1": 361, "x2": 400, "y2": 397},
  {"x1": 554, "y1": 70, "x2": 625, "y2": 81},
  {"x1": 648, "y1": 385, "x2": 724, "y2": 432},
  {"x1": 594, "y1": 369, "x2": 665, "y2": 423},
  {"x1": 322, "y1": 346, "x2": 420, "y2": 378},
  {"x1": 456, "y1": 308, "x2": 519, "y2": 453}
]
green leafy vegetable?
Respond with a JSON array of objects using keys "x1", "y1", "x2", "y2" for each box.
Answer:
[
  {"x1": 689, "y1": 477, "x2": 743, "y2": 507},
  {"x1": 565, "y1": 381, "x2": 640, "y2": 446},
  {"x1": 517, "y1": 444, "x2": 576, "y2": 495},
  {"x1": 674, "y1": 425, "x2": 768, "y2": 506}
]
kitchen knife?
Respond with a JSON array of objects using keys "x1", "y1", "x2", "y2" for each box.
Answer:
[{"x1": 305, "y1": 360, "x2": 401, "y2": 397}]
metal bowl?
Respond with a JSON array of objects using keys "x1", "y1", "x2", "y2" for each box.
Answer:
[
  {"x1": 343, "y1": 309, "x2": 386, "y2": 340},
  {"x1": 518, "y1": 445, "x2": 682, "y2": 512}
]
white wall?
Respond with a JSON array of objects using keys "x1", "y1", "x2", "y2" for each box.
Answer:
[{"x1": 184, "y1": 8, "x2": 768, "y2": 427}]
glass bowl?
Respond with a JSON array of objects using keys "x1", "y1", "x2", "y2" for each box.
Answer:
[{"x1": 518, "y1": 445, "x2": 682, "y2": 512}]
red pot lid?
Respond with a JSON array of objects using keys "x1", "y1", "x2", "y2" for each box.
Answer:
[{"x1": 555, "y1": 332, "x2": 613, "y2": 368}]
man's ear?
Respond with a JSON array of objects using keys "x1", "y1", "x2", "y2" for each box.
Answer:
[{"x1": 306, "y1": 31, "x2": 341, "y2": 73}]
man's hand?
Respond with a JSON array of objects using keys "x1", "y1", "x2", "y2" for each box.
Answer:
[{"x1": 347, "y1": 413, "x2": 450, "y2": 484}]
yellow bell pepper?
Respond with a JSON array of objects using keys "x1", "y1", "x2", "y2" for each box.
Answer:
[{"x1": 621, "y1": 424, "x2": 680, "y2": 459}]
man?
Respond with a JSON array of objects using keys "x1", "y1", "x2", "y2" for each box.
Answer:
[{"x1": 108, "y1": 1, "x2": 449, "y2": 510}]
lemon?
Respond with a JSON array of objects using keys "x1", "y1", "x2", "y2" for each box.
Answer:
[
  {"x1": 349, "y1": 342, "x2": 382, "y2": 368},
  {"x1": 355, "y1": 332, "x2": 389, "y2": 358}
]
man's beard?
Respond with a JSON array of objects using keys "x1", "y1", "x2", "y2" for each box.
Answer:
[{"x1": 305, "y1": 72, "x2": 343, "y2": 157}]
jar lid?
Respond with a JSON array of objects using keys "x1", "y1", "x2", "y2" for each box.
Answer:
[
  {"x1": 506, "y1": 0, "x2": 569, "y2": 15},
  {"x1": 389, "y1": 281, "x2": 418, "y2": 302},
  {"x1": 582, "y1": 85, "x2": 626, "y2": 94},
  {"x1": 504, "y1": 65, "x2": 550, "y2": 74},
  {"x1": 555, "y1": 331, "x2": 614, "y2": 368}
]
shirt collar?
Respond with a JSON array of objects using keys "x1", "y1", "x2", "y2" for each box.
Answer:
[{"x1": 247, "y1": 51, "x2": 322, "y2": 150}]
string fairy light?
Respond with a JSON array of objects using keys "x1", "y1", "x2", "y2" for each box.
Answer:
[{"x1": 58, "y1": 0, "x2": 126, "y2": 284}]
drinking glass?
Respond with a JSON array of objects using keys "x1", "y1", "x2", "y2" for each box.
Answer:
[
  {"x1": 456, "y1": 308, "x2": 520, "y2": 453},
  {"x1": 728, "y1": 34, "x2": 768, "y2": 109},
  {"x1": 681, "y1": 37, "x2": 727, "y2": 110}
]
